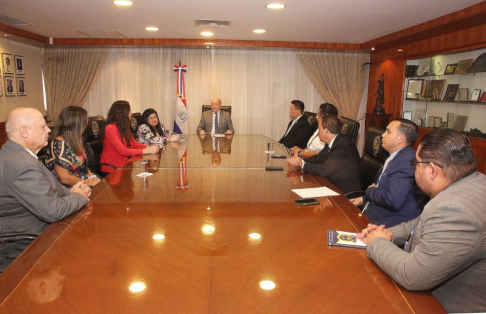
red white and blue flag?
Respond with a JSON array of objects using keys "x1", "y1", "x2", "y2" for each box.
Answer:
[
  {"x1": 174, "y1": 62, "x2": 189, "y2": 190},
  {"x1": 173, "y1": 64, "x2": 188, "y2": 134}
]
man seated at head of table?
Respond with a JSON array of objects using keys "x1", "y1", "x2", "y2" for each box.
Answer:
[
  {"x1": 290, "y1": 102, "x2": 338, "y2": 159},
  {"x1": 197, "y1": 98, "x2": 234, "y2": 137},
  {"x1": 287, "y1": 115, "x2": 360, "y2": 194},
  {"x1": 278, "y1": 100, "x2": 312, "y2": 149},
  {"x1": 0, "y1": 107, "x2": 91, "y2": 273},
  {"x1": 350, "y1": 118, "x2": 427, "y2": 227},
  {"x1": 357, "y1": 129, "x2": 486, "y2": 313}
]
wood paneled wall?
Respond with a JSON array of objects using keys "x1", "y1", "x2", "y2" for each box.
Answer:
[{"x1": 0, "y1": 122, "x2": 6, "y2": 148}]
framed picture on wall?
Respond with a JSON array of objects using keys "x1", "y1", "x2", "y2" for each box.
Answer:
[
  {"x1": 480, "y1": 92, "x2": 486, "y2": 102},
  {"x1": 2, "y1": 53, "x2": 14, "y2": 74},
  {"x1": 14, "y1": 55, "x2": 24, "y2": 75},
  {"x1": 0, "y1": 76, "x2": 3, "y2": 96},
  {"x1": 4, "y1": 76, "x2": 15, "y2": 96},
  {"x1": 402, "y1": 111, "x2": 412, "y2": 120},
  {"x1": 459, "y1": 88, "x2": 468, "y2": 101},
  {"x1": 17, "y1": 77, "x2": 26, "y2": 96}
]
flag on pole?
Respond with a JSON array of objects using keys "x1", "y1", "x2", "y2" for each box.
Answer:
[
  {"x1": 174, "y1": 62, "x2": 189, "y2": 190},
  {"x1": 173, "y1": 64, "x2": 188, "y2": 134}
]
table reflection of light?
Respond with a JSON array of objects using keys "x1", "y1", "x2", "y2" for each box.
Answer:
[
  {"x1": 153, "y1": 234, "x2": 165, "y2": 240},
  {"x1": 207, "y1": 206, "x2": 210, "y2": 210},
  {"x1": 249, "y1": 233, "x2": 261, "y2": 239},
  {"x1": 358, "y1": 213, "x2": 362, "y2": 217},
  {"x1": 202, "y1": 224, "x2": 215, "y2": 235},
  {"x1": 129, "y1": 282, "x2": 146, "y2": 293},
  {"x1": 260, "y1": 280, "x2": 276, "y2": 290}
]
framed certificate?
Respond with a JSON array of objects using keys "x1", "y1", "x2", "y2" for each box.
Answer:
[
  {"x1": 471, "y1": 89, "x2": 481, "y2": 101},
  {"x1": 406, "y1": 79, "x2": 423, "y2": 100},
  {"x1": 459, "y1": 88, "x2": 468, "y2": 101},
  {"x1": 402, "y1": 111, "x2": 412, "y2": 120}
]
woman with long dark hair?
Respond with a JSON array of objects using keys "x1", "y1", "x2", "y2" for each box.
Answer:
[
  {"x1": 101, "y1": 100, "x2": 158, "y2": 173},
  {"x1": 46, "y1": 106, "x2": 100, "y2": 186},
  {"x1": 136, "y1": 108, "x2": 181, "y2": 147}
]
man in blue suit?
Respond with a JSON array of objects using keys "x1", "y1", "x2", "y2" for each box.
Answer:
[{"x1": 351, "y1": 118, "x2": 426, "y2": 227}]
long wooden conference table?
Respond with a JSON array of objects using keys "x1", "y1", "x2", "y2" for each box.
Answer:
[{"x1": 0, "y1": 135, "x2": 444, "y2": 313}]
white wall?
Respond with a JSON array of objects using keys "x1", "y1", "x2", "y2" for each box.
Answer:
[{"x1": 0, "y1": 38, "x2": 43, "y2": 121}]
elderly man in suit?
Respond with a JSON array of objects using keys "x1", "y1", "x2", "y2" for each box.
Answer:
[
  {"x1": 287, "y1": 115, "x2": 360, "y2": 194},
  {"x1": 279, "y1": 100, "x2": 311, "y2": 149},
  {"x1": 351, "y1": 118, "x2": 427, "y2": 227},
  {"x1": 197, "y1": 98, "x2": 234, "y2": 136},
  {"x1": 0, "y1": 107, "x2": 90, "y2": 273},
  {"x1": 357, "y1": 129, "x2": 486, "y2": 313}
]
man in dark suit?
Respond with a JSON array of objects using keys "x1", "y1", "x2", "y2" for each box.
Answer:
[
  {"x1": 287, "y1": 115, "x2": 360, "y2": 194},
  {"x1": 197, "y1": 98, "x2": 234, "y2": 136},
  {"x1": 0, "y1": 107, "x2": 91, "y2": 272},
  {"x1": 351, "y1": 118, "x2": 427, "y2": 227},
  {"x1": 278, "y1": 100, "x2": 311, "y2": 149}
]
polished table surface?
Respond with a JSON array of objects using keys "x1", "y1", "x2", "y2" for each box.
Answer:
[{"x1": 0, "y1": 135, "x2": 444, "y2": 313}]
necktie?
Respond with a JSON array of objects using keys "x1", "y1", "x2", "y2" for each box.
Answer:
[
  {"x1": 284, "y1": 119, "x2": 296, "y2": 138},
  {"x1": 215, "y1": 112, "x2": 220, "y2": 134}
]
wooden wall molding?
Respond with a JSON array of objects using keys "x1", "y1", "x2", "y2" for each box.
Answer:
[
  {"x1": 0, "y1": 23, "x2": 49, "y2": 44},
  {"x1": 52, "y1": 38, "x2": 361, "y2": 51},
  {"x1": 361, "y1": 2, "x2": 486, "y2": 54}
]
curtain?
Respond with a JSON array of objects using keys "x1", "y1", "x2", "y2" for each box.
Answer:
[
  {"x1": 82, "y1": 48, "x2": 326, "y2": 141},
  {"x1": 297, "y1": 50, "x2": 368, "y2": 120},
  {"x1": 42, "y1": 47, "x2": 107, "y2": 123}
]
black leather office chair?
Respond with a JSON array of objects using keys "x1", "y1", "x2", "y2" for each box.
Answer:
[
  {"x1": 83, "y1": 116, "x2": 116, "y2": 177},
  {"x1": 346, "y1": 126, "x2": 389, "y2": 199},
  {"x1": 303, "y1": 111, "x2": 318, "y2": 132},
  {"x1": 37, "y1": 120, "x2": 56, "y2": 165},
  {"x1": 202, "y1": 105, "x2": 232, "y2": 115},
  {"x1": 130, "y1": 112, "x2": 143, "y2": 134},
  {"x1": 339, "y1": 116, "x2": 360, "y2": 145}
]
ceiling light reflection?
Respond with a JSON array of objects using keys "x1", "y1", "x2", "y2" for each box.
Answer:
[
  {"x1": 145, "y1": 27, "x2": 159, "y2": 31},
  {"x1": 153, "y1": 234, "x2": 165, "y2": 240},
  {"x1": 129, "y1": 282, "x2": 146, "y2": 292},
  {"x1": 253, "y1": 29, "x2": 266, "y2": 34},
  {"x1": 260, "y1": 280, "x2": 276, "y2": 290},
  {"x1": 202, "y1": 224, "x2": 215, "y2": 235},
  {"x1": 249, "y1": 233, "x2": 261, "y2": 239}
]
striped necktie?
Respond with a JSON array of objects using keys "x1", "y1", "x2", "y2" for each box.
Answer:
[{"x1": 215, "y1": 112, "x2": 220, "y2": 134}]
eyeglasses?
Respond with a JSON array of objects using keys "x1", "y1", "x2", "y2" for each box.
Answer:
[
  {"x1": 148, "y1": 116, "x2": 158, "y2": 120},
  {"x1": 410, "y1": 159, "x2": 429, "y2": 169},
  {"x1": 410, "y1": 158, "x2": 443, "y2": 169}
]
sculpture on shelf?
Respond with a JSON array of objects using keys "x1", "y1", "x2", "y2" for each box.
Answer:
[{"x1": 372, "y1": 73, "x2": 386, "y2": 114}]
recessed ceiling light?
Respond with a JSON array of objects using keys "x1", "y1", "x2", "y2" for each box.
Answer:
[
  {"x1": 145, "y1": 27, "x2": 159, "y2": 31},
  {"x1": 112, "y1": 0, "x2": 134, "y2": 6},
  {"x1": 266, "y1": 3, "x2": 286, "y2": 9},
  {"x1": 253, "y1": 29, "x2": 266, "y2": 34},
  {"x1": 201, "y1": 31, "x2": 213, "y2": 37}
]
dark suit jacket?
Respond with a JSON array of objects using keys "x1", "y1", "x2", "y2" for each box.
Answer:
[
  {"x1": 196, "y1": 110, "x2": 234, "y2": 134},
  {"x1": 278, "y1": 116, "x2": 311, "y2": 149},
  {"x1": 302, "y1": 134, "x2": 360, "y2": 194},
  {"x1": 0, "y1": 140, "x2": 88, "y2": 272},
  {"x1": 364, "y1": 146, "x2": 427, "y2": 227}
]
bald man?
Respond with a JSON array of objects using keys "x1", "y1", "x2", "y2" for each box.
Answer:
[
  {"x1": 0, "y1": 107, "x2": 90, "y2": 273},
  {"x1": 197, "y1": 98, "x2": 234, "y2": 136}
]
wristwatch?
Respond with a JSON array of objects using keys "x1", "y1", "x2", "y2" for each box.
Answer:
[{"x1": 297, "y1": 150, "x2": 302, "y2": 157}]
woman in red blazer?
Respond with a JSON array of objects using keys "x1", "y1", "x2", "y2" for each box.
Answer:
[{"x1": 100, "y1": 100, "x2": 158, "y2": 173}]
